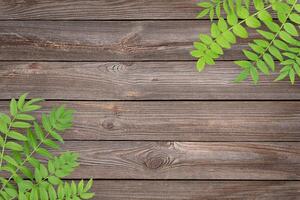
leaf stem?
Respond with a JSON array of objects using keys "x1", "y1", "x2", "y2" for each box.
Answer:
[
  {"x1": 0, "y1": 133, "x2": 50, "y2": 193},
  {"x1": 0, "y1": 116, "x2": 16, "y2": 169},
  {"x1": 227, "y1": 4, "x2": 272, "y2": 33},
  {"x1": 256, "y1": 0, "x2": 298, "y2": 60}
]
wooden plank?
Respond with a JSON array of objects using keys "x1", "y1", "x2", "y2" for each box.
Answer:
[
  {"x1": 0, "y1": 0, "x2": 199, "y2": 20},
  {"x1": 0, "y1": 0, "x2": 274, "y2": 20},
  {"x1": 0, "y1": 21, "x2": 259, "y2": 61},
  {"x1": 1, "y1": 62, "x2": 300, "y2": 100},
  {"x1": 1, "y1": 101, "x2": 300, "y2": 141},
  {"x1": 92, "y1": 180, "x2": 300, "y2": 200},
  {"x1": 54, "y1": 141, "x2": 300, "y2": 180}
]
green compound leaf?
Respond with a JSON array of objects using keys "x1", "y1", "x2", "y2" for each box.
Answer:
[
  {"x1": 233, "y1": 24, "x2": 248, "y2": 38},
  {"x1": 0, "y1": 94, "x2": 94, "y2": 200},
  {"x1": 192, "y1": 0, "x2": 300, "y2": 85}
]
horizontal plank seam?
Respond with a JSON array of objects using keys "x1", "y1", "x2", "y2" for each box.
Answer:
[
  {"x1": 1, "y1": 99, "x2": 300, "y2": 102},
  {"x1": 0, "y1": 18, "x2": 280, "y2": 22},
  {"x1": 59, "y1": 178, "x2": 300, "y2": 181}
]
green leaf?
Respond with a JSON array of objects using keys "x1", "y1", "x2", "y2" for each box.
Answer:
[
  {"x1": 256, "y1": 60, "x2": 269, "y2": 75},
  {"x1": 22, "y1": 105, "x2": 42, "y2": 112},
  {"x1": 6, "y1": 141, "x2": 23, "y2": 151},
  {"x1": 48, "y1": 185, "x2": 57, "y2": 200},
  {"x1": 3, "y1": 155, "x2": 19, "y2": 167},
  {"x1": 204, "y1": 56, "x2": 215, "y2": 65},
  {"x1": 11, "y1": 121, "x2": 31, "y2": 128},
  {"x1": 264, "y1": 21, "x2": 280, "y2": 33},
  {"x1": 44, "y1": 139, "x2": 60, "y2": 149},
  {"x1": 15, "y1": 114, "x2": 35, "y2": 121},
  {"x1": 254, "y1": 0, "x2": 264, "y2": 10},
  {"x1": 289, "y1": 69, "x2": 295, "y2": 84},
  {"x1": 284, "y1": 23, "x2": 298, "y2": 36},
  {"x1": 257, "y1": 10, "x2": 272, "y2": 21},
  {"x1": 250, "y1": 67, "x2": 259, "y2": 84},
  {"x1": 40, "y1": 164, "x2": 48, "y2": 178},
  {"x1": 235, "y1": 69, "x2": 249, "y2": 82},
  {"x1": 293, "y1": 63, "x2": 300, "y2": 77},
  {"x1": 197, "y1": 2, "x2": 212, "y2": 8},
  {"x1": 275, "y1": 70, "x2": 289, "y2": 81},
  {"x1": 0, "y1": 114, "x2": 11, "y2": 124},
  {"x1": 199, "y1": 34, "x2": 213, "y2": 45},
  {"x1": 289, "y1": 13, "x2": 300, "y2": 24},
  {"x1": 234, "y1": 60, "x2": 253, "y2": 69},
  {"x1": 210, "y1": 23, "x2": 220, "y2": 38},
  {"x1": 232, "y1": 24, "x2": 248, "y2": 38},
  {"x1": 30, "y1": 187, "x2": 38, "y2": 200},
  {"x1": 36, "y1": 148, "x2": 53, "y2": 159},
  {"x1": 80, "y1": 192, "x2": 95, "y2": 199},
  {"x1": 279, "y1": 31, "x2": 299, "y2": 45},
  {"x1": 257, "y1": 30, "x2": 274, "y2": 40},
  {"x1": 191, "y1": 50, "x2": 204, "y2": 58},
  {"x1": 295, "y1": 4, "x2": 300, "y2": 12},
  {"x1": 48, "y1": 176, "x2": 61, "y2": 185},
  {"x1": 197, "y1": 8, "x2": 210, "y2": 18},
  {"x1": 84, "y1": 179, "x2": 93, "y2": 192},
  {"x1": 34, "y1": 122, "x2": 45, "y2": 140},
  {"x1": 5, "y1": 188, "x2": 17, "y2": 198},
  {"x1": 253, "y1": 39, "x2": 268, "y2": 47},
  {"x1": 7, "y1": 131, "x2": 27, "y2": 141},
  {"x1": 34, "y1": 168, "x2": 42, "y2": 182},
  {"x1": 193, "y1": 42, "x2": 206, "y2": 50},
  {"x1": 18, "y1": 193, "x2": 27, "y2": 200},
  {"x1": 17, "y1": 93, "x2": 28, "y2": 110},
  {"x1": 273, "y1": 40, "x2": 289, "y2": 50},
  {"x1": 210, "y1": 42, "x2": 223, "y2": 55},
  {"x1": 269, "y1": 46, "x2": 283, "y2": 61},
  {"x1": 245, "y1": 16, "x2": 261, "y2": 28},
  {"x1": 196, "y1": 58, "x2": 206, "y2": 72},
  {"x1": 243, "y1": 50, "x2": 258, "y2": 61},
  {"x1": 227, "y1": 13, "x2": 238, "y2": 25},
  {"x1": 222, "y1": 31, "x2": 236, "y2": 44},
  {"x1": 237, "y1": 6, "x2": 249, "y2": 19},
  {"x1": 49, "y1": 130, "x2": 64, "y2": 143},
  {"x1": 24, "y1": 98, "x2": 43, "y2": 107},
  {"x1": 249, "y1": 43, "x2": 264, "y2": 54},
  {"x1": 39, "y1": 187, "x2": 49, "y2": 200},
  {"x1": 209, "y1": 8, "x2": 214, "y2": 21},
  {"x1": 263, "y1": 53, "x2": 275, "y2": 71},
  {"x1": 10, "y1": 98, "x2": 18, "y2": 116},
  {"x1": 272, "y1": 2, "x2": 291, "y2": 14},
  {"x1": 0, "y1": 122, "x2": 8, "y2": 134},
  {"x1": 218, "y1": 18, "x2": 228, "y2": 32}
]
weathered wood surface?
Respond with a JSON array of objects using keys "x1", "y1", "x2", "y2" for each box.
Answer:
[
  {"x1": 0, "y1": 0, "x2": 199, "y2": 20},
  {"x1": 0, "y1": 21, "x2": 260, "y2": 61},
  {"x1": 0, "y1": 0, "x2": 279, "y2": 20},
  {"x1": 52, "y1": 141, "x2": 300, "y2": 180},
  {"x1": 1, "y1": 101, "x2": 300, "y2": 141},
  {"x1": 92, "y1": 180, "x2": 300, "y2": 200},
  {"x1": 1, "y1": 62, "x2": 300, "y2": 100},
  {"x1": 1, "y1": 0, "x2": 299, "y2": 197}
]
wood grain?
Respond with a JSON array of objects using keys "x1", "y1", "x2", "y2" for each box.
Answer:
[
  {"x1": 0, "y1": 0, "x2": 276, "y2": 20},
  {"x1": 1, "y1": 62, "x2": 300, "y2": 100},
  {"x1": 92, "y1": 180, "x2": 300, "y2": 200},
  {"x1": 52, "y1": 141, "x2": 300, "y2": 180},
  {"x1": 1, "y1": 101, "x2": 300, "y2": 141},
  {"x1": 0, "y1": 21, "x2": 259, "y2": 61}
]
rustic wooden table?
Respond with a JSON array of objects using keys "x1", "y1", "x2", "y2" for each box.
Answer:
[{"x1": 0, "y1": 0, "x2": 299, "y2": 199}]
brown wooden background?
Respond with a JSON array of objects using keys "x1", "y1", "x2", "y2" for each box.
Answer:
[{"x1": 0, "y1": 0, "x2": 300, "y2": 199}]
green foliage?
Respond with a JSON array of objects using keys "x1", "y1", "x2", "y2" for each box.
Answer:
[
  {"x1": 0, "y1": 94, "x2": 94, "y2": 200},
  {"x1": 192, "y1": 0, "x2": 300, "y2": 84}
]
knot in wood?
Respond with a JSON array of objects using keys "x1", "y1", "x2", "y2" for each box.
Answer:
[
  {"x1": 102, "y1": 119, "x2": 115, "y2": 130},
  {"x1": 144, "y1": 152, "x2": 170, "y2": 170}
]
